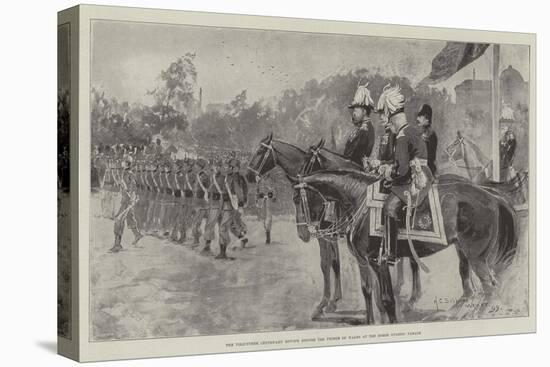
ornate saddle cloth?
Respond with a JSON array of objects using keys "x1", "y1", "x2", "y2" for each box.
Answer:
[{"x1": 366, "y1": 181, "x2": 448, "y2": 245}]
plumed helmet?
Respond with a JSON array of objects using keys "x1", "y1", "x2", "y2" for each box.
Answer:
[
  {"x1": 348, "y1": 82, "x2": 374, "y2": 109},
  {"x1": 377, "y1": 84, "x2": 405, "y2": 117}
]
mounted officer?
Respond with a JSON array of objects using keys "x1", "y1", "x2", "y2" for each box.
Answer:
[
  {"x1": 343, "y1": 82, "x2": 375, "y2": 166},
  {"x1": 376, "y1": 84, "x2": 434, "y2": 263}
]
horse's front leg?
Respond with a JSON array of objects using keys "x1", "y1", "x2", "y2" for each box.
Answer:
[
  {"x1": 374, "y1": 262, "x2": 398, "y2": 323},
  {"x1": 326, "y1": 238, "x2": 342, "y2": 313},
  {"x1": 312, "y1": 239, "x2": 331, "y2": 320},
  {"x1": 359, "y1": 265, "x2": 375, "y2": 325}
]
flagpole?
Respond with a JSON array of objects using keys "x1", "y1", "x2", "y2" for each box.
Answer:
[{"x1": 492, "y1": 44, "x2": 501, "y2": 181}]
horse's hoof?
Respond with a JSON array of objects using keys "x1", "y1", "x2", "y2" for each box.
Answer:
[
  {"x1": 325, "y1": 301, "x2": 337, "y2": 313},
  {"x1": 311, "y1": 309, "x2": 323, "y2": 320}
]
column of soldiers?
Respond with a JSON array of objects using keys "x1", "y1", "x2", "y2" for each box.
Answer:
[{"x1": 92, "y1": 142, "x2": 250, "y2": 259}]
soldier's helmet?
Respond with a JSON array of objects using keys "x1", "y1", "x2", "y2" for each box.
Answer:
[
  {"x1": 376, "y1": 84, "x2": 405, "y2": 118},
  {"x1": 195, "y1": 158, "x2": 208, "y2": 170},
  {"x1": 228, "y1": 158, "x2": 241, "y2": 169},
  {"x1": 348, "y1": 82, "x2": 374, "y2": 110}
]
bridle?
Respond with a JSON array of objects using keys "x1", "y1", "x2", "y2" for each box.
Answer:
[
  {"x1": 300, "y1": 146, "x2": 323, "y2": 175},
  {"x1": 247, "y1": 141, "x2": 276, "y2": 179},
  {"x1": 293, "y1": 177, "x2": 371, "y2": 239},
  {"x1": 293, "y1": 179, "x2": 330, "y2": 232}
]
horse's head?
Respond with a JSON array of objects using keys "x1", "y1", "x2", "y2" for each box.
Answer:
[
  {"x1": 445, "y1": 131, "x2": 465, "y2": 164},
  {"x1": 247, "y1": 133, "x2": 276, "y2": 182},
  {"x1": 290, "y1": 169, "x2": 379, "y2": 241},
  {"x1": 289, "y1": 175, "x2": 332, "y2": 243}
]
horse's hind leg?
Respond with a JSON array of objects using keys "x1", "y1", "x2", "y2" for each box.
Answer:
[
  {"x1": 394, "y1": 259, "x2": 406, "y2": 298},
  {"x1": 469, "y1": 258, "x2": 499, "y2": 316},
  {"x1": 448, "y1": 245, "x2": 476, "y2": 315},
  {"x1": 408, "y1": 258, "x2": 422, "y2": 308},
  {"x1": 312, "y1": 239, "x2": 331, "y2": 320},
  {"x1": 326, "y1": 239, "x2": 342, "y2": 313}
]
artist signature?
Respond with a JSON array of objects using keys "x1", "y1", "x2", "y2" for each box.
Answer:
[{"x1": 432, "y1": 296, "x2": 522, "y2": 315}]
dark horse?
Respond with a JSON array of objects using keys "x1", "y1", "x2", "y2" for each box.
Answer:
[
  {"x1": 247, "y1": 134, "x2": 361, "y2": 318},
  {"x1": 247, "y1": 134, "x2": 421, "y2": 318},
  {"x1": 296, "y1": 169, "x2": 518, "y2": 324}
]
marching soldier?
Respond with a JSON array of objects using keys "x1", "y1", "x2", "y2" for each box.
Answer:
[
  {"x1": 170, "y1": 160, "x2": 184, "y2": 242},
  {"x1": 203, "y1": 160, "x2": 224, "y2": 255},
  {"x1": 376, "y1": 84, "x2": 434, "y2": 263},
  {"x1": 164, "y1": 160, "x2": 179, "y2": 238},
  {"x1": 190, "y1": 158, "x2": 211, "y2": 247},
  {"x1": 416, "y1": 104, "x2": 438, "y2": 175},
  {"x1": 217, "y1": 158, "x2": 248, "y2": 259},
  {"x1": 141, "y1": 160, "x2": 155, "y2": 232},
  {"x1": 343, "y1": 82, "x2": 376, "y2": 166},
  {"x1": 172, "y1": 159, "x2": 193, "y2": 244},
  {"x1": 110, "y1": 156, "x2": 143, "y2": 253},
  {"x1": 256, "y1": 177, "x2": 276, "y2": 244},
  {"x1": 148, "y1": 161, "x2": 163, "y2": 234}
]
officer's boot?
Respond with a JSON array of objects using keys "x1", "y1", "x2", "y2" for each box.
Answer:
[
  {"x1": 265, "y1": 231, "x2": 271, "y2": 245},
  {"x1": 110, "y1": 234, "x2": 123, "y2": 253},
  {"x1": 201, "y1": 240, "x2": 212, "y2": 254}
]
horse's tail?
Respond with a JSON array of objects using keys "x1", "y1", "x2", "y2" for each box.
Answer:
[{"x1": 490, "y1": 195, "x2": 519, "y2": 275}]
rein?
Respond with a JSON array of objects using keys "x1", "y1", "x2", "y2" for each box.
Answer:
[{"x1": 294, "y1": 178, "x2": 372, "y2": 239}]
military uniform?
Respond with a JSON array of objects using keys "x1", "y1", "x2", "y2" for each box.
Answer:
[
  {"x1": 190, "y1": 160, "x2": 211, "y2": 245},
  {"x1": 343, "y1": 83, "x2": 376, "y2": 166},
  {"x1": 422, "y1": 127, "x2": 438, "y2": 175},
  {"x1": 171, "y1": 161, "x2": 193, "y2": 243},
  {"x1": 378, "y1": 129, "x2": 396, "y2": 165},
  {"x1": 343, "y1": 119, "x2": 375, "y2": 166},
  {"x1": 376, "y1": 85, "x2": 434, "y2": 263},
  {"x1": 202, "y1": 164, "x2": 224, "y2": 254},
  {"x1": 110, "y1": 160, "x2": 142, "y2": 253},
  {"x1": 217, "y1": 159, "x2": 248, "y2": 258},
  {"x1": 384, "y1": 123, "x2": 434, "y2": 215}
]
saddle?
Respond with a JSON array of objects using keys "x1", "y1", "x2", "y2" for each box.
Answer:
[{"x1": 366, "y1": 180, "x2": 448, "y2": 245}]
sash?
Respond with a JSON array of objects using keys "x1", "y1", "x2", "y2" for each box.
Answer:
[
  {"x1": 196, "y1": 173, "x2": 209, "y2": 201},
  {"x1": 224, "y1": 176, "x2": 239, "y2": 210}
]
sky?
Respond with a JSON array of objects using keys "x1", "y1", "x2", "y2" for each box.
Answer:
[{"x1": 91, "y1": 20, "x2": 530, "y2": 106}]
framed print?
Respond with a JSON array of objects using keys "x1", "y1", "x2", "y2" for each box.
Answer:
[{"x1": 57, "y1": 4, "x2": 536, "y2": 362}]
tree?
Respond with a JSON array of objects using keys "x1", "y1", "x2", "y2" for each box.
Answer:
[{"x1": 147, "y1": 53, "x2": 198, "y2": 133}]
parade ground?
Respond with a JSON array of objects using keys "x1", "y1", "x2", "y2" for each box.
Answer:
[{"x1": 89, "y1": 194, "x2": 529, "y2": 341}]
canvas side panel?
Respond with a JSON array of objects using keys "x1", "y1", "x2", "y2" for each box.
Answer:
[{"x1": 57, "y1": 5, "x2": 79, "y2": 362}]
